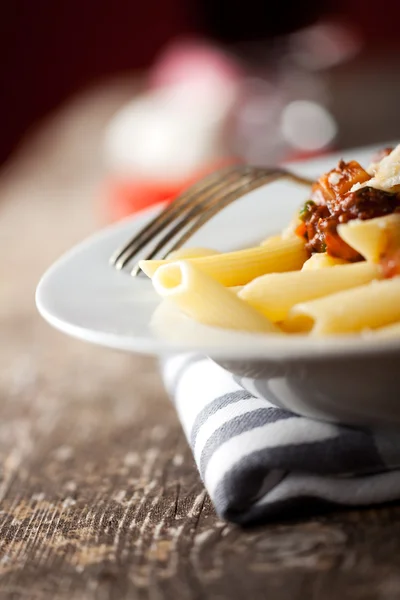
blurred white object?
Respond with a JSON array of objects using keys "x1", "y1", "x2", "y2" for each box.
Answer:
[
  {"x1": 281, "y1": 100, "x2": 337, "y2": 152},
  {"x1": 103, "y1": 86, "x2": 230, "y2": 180},
  {"x1": 104, "y1": 41, "x2": 241, "y2": 181}
]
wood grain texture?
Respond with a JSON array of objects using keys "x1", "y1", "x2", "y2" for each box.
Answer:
[{"x1": 1, "y1": 82, "x2": 400, "y2": 600}]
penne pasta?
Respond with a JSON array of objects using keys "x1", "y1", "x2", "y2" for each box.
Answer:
[
  {"x1": 166, "y1": 247, "x2": 219, "y2": 260},
  {"x1": 283, "y1": 276, "x2": 400, "y2": 335},
  {"x1": 259, "y1": 234, "x2": 283, "y2": 246},
  {"x1": 371, "y1": 321, "x2": 400, "y2": 338},
  {"x1": 138, "y1": 247, "x2": 219, "y2": 277},
  {"x1": 301, "y1": 253, "x2": 348, "y2": 270},
  {"x1": 152, "y1": 261, "x2": 278, "y2": 333},
  {"x1": 141, "y1": 236, "x2": 308, "y2": 286},
  {"x1": 338, "y1": 214, "x2": 400, "y2": 263},
  {"x1": 239, "y1": 262, "x2": 381, "y2": 322},
  {"x1": 143, "y1": 147, "x2": 400, "y2": 340}
]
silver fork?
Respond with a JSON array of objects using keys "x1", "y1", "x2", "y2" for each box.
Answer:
[{"x1": 110, "y1": 165, "x2": 314, "y2": 275}]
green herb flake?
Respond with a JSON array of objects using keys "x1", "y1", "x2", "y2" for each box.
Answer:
[{"x1": 299, "y1": 200, "x2": 315, "y2": 222}]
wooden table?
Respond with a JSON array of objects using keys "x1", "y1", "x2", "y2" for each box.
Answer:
[{"x1": 1, "y1": 82, "x2": 400, "y2": 600}]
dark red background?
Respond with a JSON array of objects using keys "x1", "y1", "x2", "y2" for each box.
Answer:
[
  {"x1": 0, "y1": 0, "x2": 194, "y2": 164},
  {"x1": 1, "y1": 0, "x2": 400, "y2": 165}
]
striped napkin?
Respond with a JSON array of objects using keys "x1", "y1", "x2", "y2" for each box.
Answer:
[{"x1": 162, "y1": 354, "x2": 400, "y2": 524}]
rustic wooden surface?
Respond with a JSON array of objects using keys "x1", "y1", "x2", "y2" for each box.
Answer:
[{"x1": 1, "y1": 82, "x2": 400, "y2": 600}]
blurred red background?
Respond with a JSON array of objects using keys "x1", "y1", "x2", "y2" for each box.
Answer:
[{"x1": 1, "y1": 0, "x2": 400, "y2": 166}]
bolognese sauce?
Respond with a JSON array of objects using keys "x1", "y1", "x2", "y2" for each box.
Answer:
[{"x1": 297, "y1": 158, "x2": 400, "y2": 262}]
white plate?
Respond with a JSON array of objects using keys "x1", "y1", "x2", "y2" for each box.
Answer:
[
  {"x1": 36, "y1": 143, "x2": 400, "y2": 360},
  {"x1": 36, "y1": 144, "x2": 400, "y2": 426}
]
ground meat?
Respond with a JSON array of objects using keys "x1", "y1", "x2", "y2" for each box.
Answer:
[
  {"x1": 298, "y1": 158, "x2": 400, "y2": 261},
  {"x1": 303, "y1": 187, "x2": 400, "y2": 260},
  {"x1": 338, "y1": 186, "x2": 400, "y2": 221},
  {"x1": 303, "y1": 202, "x2": 362, "y2": 261},
  {"x1": 312, "y1": 160, "x2": 371, "y2": 214},
  {"x1": 320, "y1": 217, "x2": 362, "y2": 261}
]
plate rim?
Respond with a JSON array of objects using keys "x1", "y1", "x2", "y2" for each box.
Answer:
[{"x1": 36, "y1": 142, "x2": 400, "y2": 360}]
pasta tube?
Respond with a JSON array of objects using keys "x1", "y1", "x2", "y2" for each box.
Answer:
[
  {"x1": 302, "y1": 253, "x2": 348, "y2": 270},
  {"x1": 259, "y1": 234, "x2": 283, "y2": 246},
  {"x1": 167, "y1": 247, "x2": 219, "y2": 260},
  {"x1": 152, "y1": 261, "x2": 278, "y2": 333},
  {"x1": 138, "y1": 247, "x2": 219, "y2": 277},
  {"x1": 141, "y1": 236, "x2": 307, "y2": 286},
  {"x1": 239, "y1": 262, "x2": 381, "y2": 322},
  {"x1": 283, "y1": 276, "x2": 400, "y2": 335},
  {"x1": 372, "y1": 321, "x2": 400, "y2": 338},
  {"x1": 338, "y1": 214, "x2": 400, "y2": 263}
]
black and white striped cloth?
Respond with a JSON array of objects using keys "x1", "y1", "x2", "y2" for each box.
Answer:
[{"x1": 162, "y1": 355, "x2": 400, "y2": 524}]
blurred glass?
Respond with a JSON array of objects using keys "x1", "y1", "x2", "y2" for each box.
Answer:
[
  {"x1": 228, "y1": 20, "x2": 361, "y2": 164},
  {"x1": 101, "y1": 16, "x2": 367, "y2": 220}
]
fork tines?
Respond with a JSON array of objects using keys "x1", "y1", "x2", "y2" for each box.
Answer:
[{"x1": 110, "y1": 165, "x2": 310, "y2": 276}]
